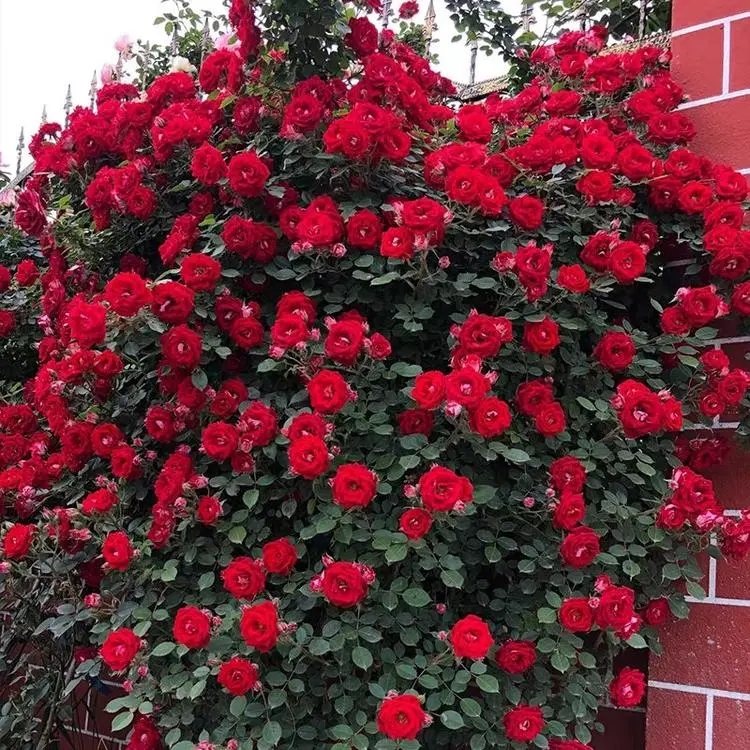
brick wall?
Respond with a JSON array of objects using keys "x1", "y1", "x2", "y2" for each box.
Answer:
[{"x1": 646, "y1": 3, "x2": 750, "y2": 747}]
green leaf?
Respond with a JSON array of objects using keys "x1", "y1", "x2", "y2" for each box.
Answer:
[
  {"x1": 627, "y1": 633, "x2": 648, "y2": 649},
  {"x1": 230, "y1": 695, "x2": 247, "y2": 717},
  {"x1": 262, "y1": 721, "x2": 283, "y2": 746},
  {"x1": 537, "y1": 607, "x2": 556, "y2": 624},
  {"x1": 228, "y1": 526, "x2": 247, "y2": 544},
  {"x1": 402, "y1": 588, "x2": 431, "y2": 607},
  {"x1": 151, "y1": 641, "x2": 176, "y2": 657},
  {"x1": 475, "y1": 674, "x2": 499, "y2": 693},
  {"x1": 441, "y1": 569, "x2": 464, "y2": 588},
  {"x1": 501, "y1": 447, "x2": 530, "y2": 464},
  {"x1": 440, "y1": 710, "x2": 465, "y2": 730},
  {"x1": 351, "y1": 646, "x2": 373, "y2": 670},
  {"x1": 111, "y1": 712, "x2": 134, "y2": 732},
  {"x1": 191, "y1": 369, "x2": 208, "y2": 390}
]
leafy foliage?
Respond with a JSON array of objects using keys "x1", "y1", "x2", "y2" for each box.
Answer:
[{"x1": 0, "y1": 3, "x2": 748, "y2": 750}]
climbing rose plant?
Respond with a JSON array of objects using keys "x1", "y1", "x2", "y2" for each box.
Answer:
[{"x1": 2, "y1": 2, "x2": 750, "y2": 749}]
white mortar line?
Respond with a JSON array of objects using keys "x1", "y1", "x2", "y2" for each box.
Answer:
[
  {"x1": 723, "y1": 22, "x2": 732, "y2": 95},
  {"x1": 705, "y1": 693, "x2": 715, "y2": 750},
  {"x1": 686, "y1": 596, "x2": 750, "y2": 607},
  {"x1": 678, "y1": 88, "x2": 750, "y2": 110},
  {"x1": 706, "y1": 336, "x2": 750, "y2": 345},
  {"x1": 672, "y1": 11, "x2": 750, "y2": 36},
  {"x1": 709, "y1": 556, "x2": 718, "y2": 598},
  {"x1": 649, "y1": 681, "x2": 750, "y2": 701},
  {"x1": 739, "y1": 168, "x2": 750, "y2": 174}
]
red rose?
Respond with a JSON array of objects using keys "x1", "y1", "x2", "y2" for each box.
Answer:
[
  {"x1": 227, "y1": 150, "x2": 270, "y2": 198},
  {"x1": 609, "y1": 667, "x2": 646, "y2": 707},
  {"x1": 345, "y1": 17, "x2": 379, "y2": 57},
  {"x1": 643, "y1": 597, "x2": 670, "y2": 626},
  {"x1": 558, "y1": 598, "x2": 593, "y2": 632},
  {"x1": 660, "y1": 305, "x2": 691, "y2": 335},
  {"x1": 222, "y1": 557, "x2": 266, "y2": 599},
  {"x1": 456, "y1": 105, "x2": 493, "y2": 142},
  {"x1": 458, "y1": 314, "x2": 513, "y2": 358},
  {"x1": 196, "y1": 495, "x2": 222, "y2": 524},
  {"x1": 700, "y1": 391, "x2": 725, "y2": 418},
  {"x1": 161, "y1": 325, "x2": 203, "y2": 371},
  {"x1": 418, "y1": 466, "x2": 473, "y2": 512},
  {"x1": 190, "y1": 142, "x2": 227, "y2": 185},
  {"x1": 262, "y1": 538, "x2": 298, "y2": 575},
  {"x1": 307, "y1": 369, "x2": 351, "y2": 414},
  {"x1": 576, "y1": 170, "x2": 614, "y2": 204},
  {"x1": 470, "y1": 397, "x2": 512, "y2": 437},
  {"x1": 324, "y1": 320, "x2": 365, "y2": 365},
  {"x1": 717, "y1": 369, "x2": 750, "y2": 405},
  {"x1": 495, "y1": 640, "x2": 536, "y2": 673},
  {"x1": 399, "y1": 508, "x2": 433, "y2": 539},
  {"x1": 100, "y1": 628, "x2": 141, "y2": 672},
  {"x1": 229, "y1": 316, "x2": 264, "y2": 350},
  {"x1": 151, "y1": 281, "x2": 194, "y2": 324},
  {"x1": 534, "y1": 401, "x2": 567, "y2": 437},
  {"x1": 580, "y1": 134, "x2": 616, "y2": 169},
  {"x1": 450, "y1": 614, "x2": 493, "y2": 659},
  {"x1": 398, "y1": 0, "x2": 420, "y2": 18},
  {"x1": 91, "y1": 423, "x2": 124, "y2": 457},
  {"x1": 367, "y1": 332, "x2": 392, "y2": 359},
  {"x1": 549, "y1": 456, "x2": 586, "y2": 492},
  {"x1": 104, "y1": 272, "x2": 151, "y2": 317},
  {"x1": 398, "y1": 409, "x2": 434, "y2": 436},
  {"x1": 201, "y1": 422, "x2": 239, "y2": 461},
  {"x1": 240, "y1": 601, "x2": 279, "y2": 652},
  {"x1": 180, "y1": 253, "x2": 222, "y2": 291},
  {"x1": 0, "y1": 265, "x2": 12, "y2": 292},
  {"x1": 503, "y1": 705, "x2": 544, "y2": 742},
  {"x1": 285, "y1": 412, "x2": 330, "y2": 441},
  {"x1": 594, "y1": 586, "x2": 636, "y2": 630},
  {"x1": 238, "y1": 401, "x2": 278, "y2": 447},
  {"x1": 321, "y1": 561, "x2": 369, "y2": 607},
  {"x1": 128, "y1": 715, "x2": 162, "y2": 750},
  {"x1": 283, "y1": 93, "x2": 324, "y2": 134},
  {"x1": 331, "y1": 462, "x2": 378, "y2": 509},
  {"x1": 553, "y1": 490, "x2": 586, "y2": 530},
  {"x1": 557, "y1": 264, "x2": 590, "y2": 293},
  {"x1": 614, "y1": 380, "x2": 664, "y2": 438},
  {"x1": 732, "y1": 281, "x2": 750, "y2": 315},
  {"x1": 656, "y1": 503, "x2": 686, "y2": 530},
  {"x1": 411, "y1": 371, "x2": 446, "y2": 409},
  {"x1": 516, "y1": 380, "x2": 554, "y2": 417},
  {"x1": 677, "y1": 181, "x2": 713, "y2": 214},
  {"x1": 617, "y1": 143, "x2": 657, "y2": 181},
  {"x1": 594, "y1": 331, "x2": 636, "y2": 371},
  {"x1": 102, "y1": 531, "x2": 134, "y2": 571},
  {"x1": 508, "y1": 195, "x2": 545, "y2": 230},
  {"x1": 0, "y1": 310, "x2": 16, "y2": 337},
  {"x1": 173, "y1": 605, "x2": 212, "y2": 649},
  {"x1": 445, "y1": 367, "x2": 489, "y2": 409},
  {"x1": 560, "y1": 526, "x2": 600, "y2": 568},
  {"x1": 288, "y1": 435, "x2": 330, "y2": 479},
  {"x1": 376, "y1": 693, "x2": 428, "y2": 740},
  {"x1": 523, "y1": 316, "x2": 560, "y2": 355},
  {"x1": 346, "y1": 210, "x2": 383, "y2": 249},
  {"x1": 380, "y1": 226, "x2": 415, "y2": 260},
  {"x1": 608, "y1": 240, "x2": 646, "y2": 283},
  {"x1": 82, "y1": 488, "x2": 118, "y2": 515},
  {"x1": 218, "y1": 656, "x2": 260, "y2": 695}
]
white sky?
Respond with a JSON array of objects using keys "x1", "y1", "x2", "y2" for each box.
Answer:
[{"x1": 0, "y1": 0, "x2": 517, "y2": 176}]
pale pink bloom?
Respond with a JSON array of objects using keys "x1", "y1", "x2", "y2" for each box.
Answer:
[{"x1": 100, "y1": 64, "x2": 115, "y2": 85}]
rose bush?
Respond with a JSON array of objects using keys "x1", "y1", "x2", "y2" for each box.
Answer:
[{"x1": 1, "y1": 2, "x2": 750, "y2": 750}]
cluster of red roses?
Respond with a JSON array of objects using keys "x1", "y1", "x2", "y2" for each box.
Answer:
[
  {"x1": 1, "y1": 0, "x2": 750, "y2": 747},
  {"x1": 696, "y1": 348, "x2": 750, "y2": 420}
]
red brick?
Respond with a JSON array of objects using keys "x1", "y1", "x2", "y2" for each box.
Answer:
[
  {"x1": 672, "y1": 27, "x2": 726, "y2": 100},
  {"x1": 85, "y1": 682, "x2": 128, "y2": 740},
  {"x1": 703, "y1": 442, "x2": 750, "y2": 510},
  {"x1": 715, "y1": 556, "x2": 750, "y2": 598},
  {"x1": 713, "y1": 696, "x2": 750, "y2": 746},
  {"x1": 730, "y1": 18, "x2": 750, "y2": 91},
  {"x1": 651, "y1": 604, "x2": 750, "y2": 690},
  {"x1": 683, "y1": 95, "x2": 750, "y2": 170},
  {"x1": 674, "y1": 0, "x2": 750, "y2": 30},
  {"x1": 722, "y1": 341, "x2": 750, "y2": 370},
  {"x1": 593, "y1": 707, "x2": 646, "y2": 750},
  {"x1": 645, "y1": 686, "x2": 706, "y2": 750}
]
